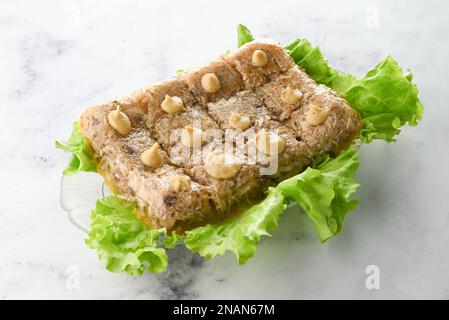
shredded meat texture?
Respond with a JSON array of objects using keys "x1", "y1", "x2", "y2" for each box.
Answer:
[
  {"x1": 181, "y1": 58, "x2": 244, "y2": 104},
  {"x1": 207, "y1": 90, "x2": 312, "y2": 182},
  {"x1": 79, "y1": 101, "x2": 215, "y2": 232},
  {"x1": 79, "y1": 40, "x2": 362, "y2": 232},
  {"x1": 229, "y1": 40, "x2": 294, "y2": 89}
]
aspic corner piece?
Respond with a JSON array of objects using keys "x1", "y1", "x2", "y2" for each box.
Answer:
[{"x1": 284, "y1": 38, "x2": 423, "y2": 143}]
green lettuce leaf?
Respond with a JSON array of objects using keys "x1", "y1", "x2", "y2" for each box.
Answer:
[
  {"x1": 343, "y1": 56, "x2": 424, "y2": 143},
  {"x1": 55, "y1": 122, "x2": 97, "y2": 175},
  {"x1": 331, "y1": 71, "x2": 358, "y2": 93},
  {"x1": 277, "y1": 147, "x2": 360, "y2": 242},
  {"x1": 237, "y1": 24, "x2": 254, "y2": 48},
  {"x1": 285, "y1": 39, "x2": 336, "y2": 86},
  {"x1": 184, "y1": 188, "x2": 285, "y2": 264},
  {"x1": 85, "y1": 196, "x2": 170, "y2": 275}
]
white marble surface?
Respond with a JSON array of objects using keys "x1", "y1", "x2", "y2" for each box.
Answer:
[{"x1": 0, "y1": 0, "x2": 448, "y2": 299}]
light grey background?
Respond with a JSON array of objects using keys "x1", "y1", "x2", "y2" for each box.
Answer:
[{"x1": 0, "y1": 0, "x2": 448, "y2": 299}]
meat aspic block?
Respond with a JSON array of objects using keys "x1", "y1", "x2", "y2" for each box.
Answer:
[{"x1": 79, "y1": 40, "x2": 362, "y2": 232}]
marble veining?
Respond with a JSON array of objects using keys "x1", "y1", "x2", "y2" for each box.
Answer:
[{"x1": 0, "y1": 0, "x2": 449, "y2": 299}]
